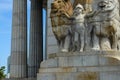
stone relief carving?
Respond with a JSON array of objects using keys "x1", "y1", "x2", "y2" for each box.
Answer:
[
  {"x1": 71, "y1": 4, "x2": 86, "y2": 52},
  {"x1": 50, "y1": 0, "x2": 73, "y2": 52},
  {"x1": 50, "y1": 0, "x2": 120, "y2": 52},
  {"x1": 91, "y1": 0, "x2": 120, "y2": 50}
]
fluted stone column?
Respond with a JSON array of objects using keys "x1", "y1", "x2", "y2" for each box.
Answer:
[
  {"x1": 10, "y1": 0, "x2": 27, "y2": 78},
  {"x1": 28, "y1": 0, "x2": 43, "y2": 78}
]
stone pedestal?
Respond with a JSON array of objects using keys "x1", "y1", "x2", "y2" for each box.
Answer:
[{"x1": 37, "y1": 51, "x2": 120, "y2": 80}]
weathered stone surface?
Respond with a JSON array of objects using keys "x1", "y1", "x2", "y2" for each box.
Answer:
[
  {"x1": 37, "y1": 73, "x2": 55, "y2": 80},
  {"x1": 40, "y1": 58, "x2": 58, "y2": 68},
  {"x1": 37, "y1": 51, "x2": 120, "y2": 80},
  {"x1": 46, "y1": 0, "x2": 120, "y2": 55},
  {"x1": 100, "y1": 72, "x2": 120, "y2": 80},
  {"x1": 77, "y1": 66, "x2": 120, "y2": 72},
  {"x1": 82, "y1": 55, "x2": 99, "y2": 66},
  {"x1": 39, "y1": 67, "x2": 77, "y2": 73},
  {"x1": 48, "y1": 51, "x2": 120, "y2": 58},
  {"x1": 62, "y1": 56, "x2": 90, "y2": 67},
  {"x1": 47, "y1": 36, "x2": 57, "y2": 45},
  {"x1": 10, "y1": 0, "x2": 27, "y2": 78},
  {"x1": 99, "y1": 56, "x2": 120, "y2": 66},
  {"x1": 56, "y1": 73, "x2": 75, "y2": 80},
  {"x1": 50, "y1": 0, "x2": 73, "y2": 52},
  {"x1": 37, "y1": 71, "x2": 120, "y2": 80},
  {"x1": 47, "y1": 45, "x2": 58, "y2": 55},
  {"x1": 38, "y1": 0, "x2": 120, "y2": 80},
  {"x1": 47, "y1": 0, "x2": 54, "y2": 9},
  {"x1": 75, "y1": 72, "x2": 99, "y2": 80}
]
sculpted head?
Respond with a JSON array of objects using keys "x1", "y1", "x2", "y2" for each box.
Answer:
[
  {"x1": 73, "y1": 4, "x2": 84, "y2": 15},
  {"x1": 51, "y1": 0, "x2": 68, "y2": 12},
  {"x1": 51, "y1": 0, "x2": 64, "y2": 9},
  {"x1": 51, "y1": 0, "x2": 73, "y2": 17},
  {"x1": 98, "y1": 0, "x2": 116, "y2": 12}
]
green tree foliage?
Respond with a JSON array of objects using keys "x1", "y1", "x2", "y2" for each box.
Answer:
[{"x1": 0, "y1": 66, "x2": 6, "y2": 80}]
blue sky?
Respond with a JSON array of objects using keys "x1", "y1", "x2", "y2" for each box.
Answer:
[{"x1": 0, "y1": 0, "x2": 13, "y2": 70}]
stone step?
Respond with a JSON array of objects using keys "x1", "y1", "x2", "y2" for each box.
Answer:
[
  {"x1": 37, "y1": 71, "x2": 120, "y2": 80},
  {"x1": 41, "y1": 51, "x2": 120, "y2": 68},
  {"x1": 48, "y1": 51, "x2": 120, "y2": 59},
  {"x1": 38, "y1": 51, "x2": 120, "y2": 80},
  {"x1": 39, "y1": 66, "x2": 120, "y2": 73}
]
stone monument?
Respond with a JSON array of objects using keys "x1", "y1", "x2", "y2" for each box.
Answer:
[{"x1": 37, "y1": 0, "x2": 120, "y2": 80}]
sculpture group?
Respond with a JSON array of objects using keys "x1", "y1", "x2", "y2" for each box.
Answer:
[{"x1": 50, "y1": 0, "x2": 120, "y2": 52}]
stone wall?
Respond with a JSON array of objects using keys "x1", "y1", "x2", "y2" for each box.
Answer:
[{"x1": 47, "y1": 0, "x2": 57, "y2": 55}]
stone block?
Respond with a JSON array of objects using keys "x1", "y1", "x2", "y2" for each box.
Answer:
[
  {"x1": 100, "y1": 66, "x2": 120, "y2": 72},
  {"x1": 47, "y1": 9, "x2": 51, "y2": 18},
  {"x1": 56, "y1": 72, "x2": 99, "y2": 80},
  {"x1": 100, "y1": 72, "x2": 120, "y2": 80},
  {"x1": 68, "y1": 56, "x2": 83, "y2": 67},
  {"x1": 47, "y1": 45, "x2": 58, "y2": 54},
  {"x1": 47, "y1": 36, "x2": 57, "y2": 45},
  {"x1": 75, "y1": 72, "x2": 99, "y2": 80},
  {"x1": 58, "y1": 57, "x2": 69, "y2": 67},
  {"x1": 37, "y1": 73, "x2": 55, "y2": 80},
  {"x1": 56, "y1": 73, "x2": 75, "y2": 80},
  {"x1": 40, "y1": 58, "x2": 58, "y2": 68},
  {"x1": 47, "y1": 18, "x2": 52, "y2": 28},
  {"x1": 58, "y1": 56, "x2": 84, "y2": 67},
  {"x1": 77, "y1": 66, "x2": 120, "y2": 72},
  {"x1": 77, "y1": 67, "x2": 99, "y2": 72},
  {"x1": 47, "y1": 27, "x2": 54, "y2": 36},
  {"x1": 39, "y1": 67, "x2": 77, "y2": 73},
  {"x1": 58, "y1": 55, "x2": 99, "y2": 67},
  {"x1": 82, "y1": 55, "x2": 99, "y2": 66},
  {"x1": 99, "y1": 56, "x2": 120, "y2": 66}
]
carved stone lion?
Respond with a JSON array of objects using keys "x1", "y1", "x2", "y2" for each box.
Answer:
[
  {"x1": 50, "y1": 0, "x2": 73, "y2": 52},
  {"x1": 91, "y1": 0, "x2": 120, "y2": 50}
]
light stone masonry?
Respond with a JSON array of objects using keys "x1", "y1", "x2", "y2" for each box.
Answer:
[{"x1": 37, "y1": 51, "x2": 120, "y2": 80}]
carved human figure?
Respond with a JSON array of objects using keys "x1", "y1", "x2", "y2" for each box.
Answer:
[
  {"x1": 91, "y1": 0, "x2": 120, "y2": 50},
  {"x1": 50, "y1": 0, "x2": 73, "y2": 52},
  {"x1": 71, "y1": 4, "x2": 86, "y2": 52}
]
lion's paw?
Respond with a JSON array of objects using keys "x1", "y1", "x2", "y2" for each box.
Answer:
[{"x1": 61, "y1": 49, "x2": 68, "y2": 52}]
